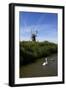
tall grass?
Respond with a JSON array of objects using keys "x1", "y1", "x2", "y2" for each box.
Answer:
[{"x1": 20, "y1": 41, "x2": 58, "y2": 66}]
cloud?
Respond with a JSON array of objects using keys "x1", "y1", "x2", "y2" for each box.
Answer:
[
  {"x1": 19, "y1": 23, "x2": 57, "y2": 43},
  {"x1": 20, "y1": 23, "x2": 57, "y2": 34}
]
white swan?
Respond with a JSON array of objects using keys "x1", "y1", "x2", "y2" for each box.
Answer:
[{"x1": 42, "y1": 58, "x2": 48, "y2": 66}]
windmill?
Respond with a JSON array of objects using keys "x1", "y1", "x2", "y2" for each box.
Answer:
[{"x1": 31, "y1": 30, "x2": 38, "y2": 41}]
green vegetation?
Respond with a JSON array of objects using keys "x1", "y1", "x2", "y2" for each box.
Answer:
[{"x1": 20, "y1": 41, "x2": 58, "y2": 66}]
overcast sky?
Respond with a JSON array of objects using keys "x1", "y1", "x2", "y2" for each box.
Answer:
[{"x1": 19, "y1": 11, "x2": 58, "y2": 43}]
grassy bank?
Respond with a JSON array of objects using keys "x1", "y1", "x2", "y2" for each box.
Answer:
[{"x1": 20, "y1": 41, "x2": 58, "y2": 66}]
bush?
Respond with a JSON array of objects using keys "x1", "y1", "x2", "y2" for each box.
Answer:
[{"x1": 20, "y1": 41, "x2": 58, "y2": 66}]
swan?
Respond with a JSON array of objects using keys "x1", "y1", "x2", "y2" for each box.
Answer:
[{"x1": 42, "y1": 57, "x2": 48, "y2": 66}]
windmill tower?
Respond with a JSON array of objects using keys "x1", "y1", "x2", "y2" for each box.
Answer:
[{"x1": 31, "y1": 30, "x2": 38, "y2": 41}]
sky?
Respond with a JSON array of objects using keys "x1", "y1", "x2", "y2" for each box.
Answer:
[{"x1": 19, "y1": 11, "x2": 58, "y2": 43}]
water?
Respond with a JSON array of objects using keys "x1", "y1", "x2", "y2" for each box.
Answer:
[{"x1": 20, "y1": 54, "x2": 58, "y2": 78}]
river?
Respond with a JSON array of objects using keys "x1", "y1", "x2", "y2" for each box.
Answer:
[{"x1": 20, "y1": 54, "x2": 58, "y2": 78}]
